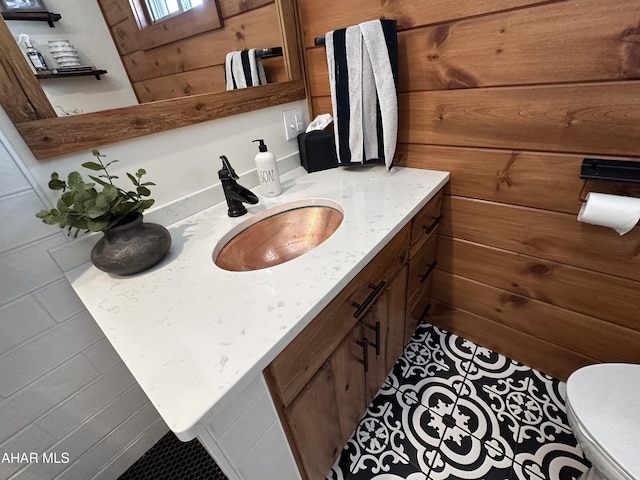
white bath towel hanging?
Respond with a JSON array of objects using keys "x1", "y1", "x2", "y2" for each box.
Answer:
[{"x1": 325, "y1": 19, "x2": 398, "y2": 170}]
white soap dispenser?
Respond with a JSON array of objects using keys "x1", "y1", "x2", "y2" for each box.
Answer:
[
  {"x1": 253, "y1": 139, "x2": 281, "y2": 197},
  {"x1": 18, "y1": 34, "x2": 49, "y2": 72}
]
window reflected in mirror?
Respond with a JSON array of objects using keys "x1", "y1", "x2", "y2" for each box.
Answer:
[{"x1": 144, "y1": 0, "x2": 204, "y2": 23}]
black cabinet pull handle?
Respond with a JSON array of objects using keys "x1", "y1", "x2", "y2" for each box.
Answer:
[
  {"x1": 365, "y1": 321, "x2": 381, "y2": 355},
  {"x1": 351, "y1": 281, "x2": 386, "y2": 318},
  {"x1": 420, "y1": 260, "x2": 437, "y2": 283},
  {"x1": 423, "y1": 215, "x2": 443, "y2": 235},
  {"x1": 356, "y1": 337, "x2": 369, "y2": 372}
]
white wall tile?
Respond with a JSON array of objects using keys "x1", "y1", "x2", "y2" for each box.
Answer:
[
  {"x1": 18, "y1": 385, "x2": 151, "y2": 480},
  {"x1": 47, "y1": 233, "x2": 98, "y2": 274},
  {"x1": 0, "y1": 312, "x2": 104, "y2": 397},
  {"x1": 0, "y1": 355, "x2": 98, "y2": 442},
  {"x1": 238, "y1": 423, "x2": 301, "y2": 480},
  {"x1": 0, "y1": 234, "x2": 68, "y2": 305},
  {"x1": 0, "y1": 113, "x2": 166, "y2": 480},
  {"x1": 91, "y1": 419, "x2": 168, "y2": 480},
  {"x1": 0, "y1": 295, "x2": 55, "y2": 356},
  {"x1": 208, "y1": 373, "x2": 266, "y2": 436},
  {"x1": 33, "y1": 279, "x2": 86, "y2": 324},
  {"x1": 36, "y1": 363, "x2": 137, "y2": 439},
  {"x1": 82, "y1": 339, "x2": 123, "y2": 374},
  {"x1": 0, "y1": 191, "x2": 53, "y2": 253},
  {"x1": 0, "y1": 426, "x2": 55, "y2": 480},
  {"x1": 0, "y1": 145, "x2": 30, "y2": 196},
  {"x1": 56, "y1": 403, "x2": 162, "y2": 480},
  {"x1": 219, "y1": 392, "x2": 276, "y2": 466}
]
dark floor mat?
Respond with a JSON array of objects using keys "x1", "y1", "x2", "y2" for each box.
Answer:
[{"x1": 118, "y1": 431, "x2": 227, "y2": 480}]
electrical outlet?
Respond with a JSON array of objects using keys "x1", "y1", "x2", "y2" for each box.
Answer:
[{"x1": 283, "y1": 108, "x2": 305, "y2": 141}]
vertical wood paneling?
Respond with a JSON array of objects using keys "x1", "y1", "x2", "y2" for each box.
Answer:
[
  {"x1": 431, "y1": 270, "x2": 640, "y2": 364},
  {"x1": 395, "y1": 145, "x2": 640, "y2": 215},
  {"x1": 436, "y1": 237, "x2": 640, "y2": 331},
  {"x1": 306, "y1": 0, "x2": 640, "y2": 97},
  {"x1": 398, "y1": 84, "x2": 640, "y2": 157},
  {"x1": 298, "y1": 0, "x2": 640, "y2": 379},
  {"x1": 298, "y1": 0, "x2": 555, "y2": 47},
  {"x1": 398, "y1": 0, "x2": 640, "y2": 91},
  {"x1": 440, "y1": 196, "x2": 640, "y2": 281}
]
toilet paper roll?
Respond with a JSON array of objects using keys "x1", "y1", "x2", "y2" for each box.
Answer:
[{"x1": 577, "y1": 192, "x2": 640, "y2": 235}]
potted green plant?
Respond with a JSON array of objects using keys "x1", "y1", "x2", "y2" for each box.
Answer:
[{"x1": 36, "y1": 149, "x2": 171, "y2": 275}]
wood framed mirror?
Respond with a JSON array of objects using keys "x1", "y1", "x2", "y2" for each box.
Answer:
[{"x1": 0, "y1": 0, "x2": 304, "y2": 160}]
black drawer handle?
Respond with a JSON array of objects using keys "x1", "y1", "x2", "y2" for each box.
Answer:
[
  {"x1": 352, "y1": 281, "x2": 386, "y2": 318},
  {"x1": 356, "y1": 337, "x2": 369, "y2": 372},
  {"x1": 420, "y1": 260, "x2": 437, "y2": 283},
  {"x1": 423, "y1": 214, "x2": 443, "y2": 235}
]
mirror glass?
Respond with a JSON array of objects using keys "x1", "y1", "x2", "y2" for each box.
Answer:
[
  {"x1": 3, "y1": 0, "x2": 288, "y2": 116},
  {"x1": 0, "y1": 0, "x2": 304, "y2": 159}
]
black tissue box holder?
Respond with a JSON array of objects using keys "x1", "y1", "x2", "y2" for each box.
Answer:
[{"x1": 297, "y1": 130, "x2": 338, "y2": 173}]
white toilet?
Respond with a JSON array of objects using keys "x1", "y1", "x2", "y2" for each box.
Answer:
[{"x1": 566, "y1": 363, "x2": 640, "y2": 480}]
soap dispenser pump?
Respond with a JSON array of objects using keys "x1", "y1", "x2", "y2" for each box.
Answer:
[{"x1": 252, "y1": 139, "x2": 281, "y2": 197}]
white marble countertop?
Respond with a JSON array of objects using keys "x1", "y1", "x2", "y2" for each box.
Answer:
[{"x1": 64, "y1": 165, "x2": 449, "y2": 440}]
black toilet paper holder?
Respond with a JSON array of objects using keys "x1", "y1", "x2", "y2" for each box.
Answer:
[{"x1": 579, "y1": 158, "x2": 640, "y2": 201}]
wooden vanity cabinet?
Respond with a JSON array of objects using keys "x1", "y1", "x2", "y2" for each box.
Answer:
[
  {"x1": 264, "y1": 188, "x2": 445, "y2": 480},
  {"x1": 282, "y1": 323, "x2": 366, "y2": 479},
  {"x1": 405, "y1": 190, "x2": 442, "y2": 344},
  {"x1": 360, "y1": 264, "x2": 408, "y2": 402},
  {"x1": 280, "y1": 265, "x2": 409, "y2": 479}
]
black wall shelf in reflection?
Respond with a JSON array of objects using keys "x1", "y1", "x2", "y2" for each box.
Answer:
[{"x1": 1, "y1": 11, "x2": 61, "y2": 27}]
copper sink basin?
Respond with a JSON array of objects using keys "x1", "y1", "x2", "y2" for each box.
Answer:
[{"x1": 213, "y1": 199, "x2": 344, "y2": 272}]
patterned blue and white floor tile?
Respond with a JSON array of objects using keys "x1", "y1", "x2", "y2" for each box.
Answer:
[{"x1": 328, "y1": 323, "x2": 591, "y2": 480}]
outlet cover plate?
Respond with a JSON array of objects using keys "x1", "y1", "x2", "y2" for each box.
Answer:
[{"x1": 283, "y1": 108, "x2": 304, "y2": 141}]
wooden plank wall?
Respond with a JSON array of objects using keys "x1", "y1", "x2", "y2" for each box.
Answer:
[
  {"x1": 298, "y1": 0, "x2": 640, "y2": 380},
  {"x1": 96, "y1": 0, "x2": 287, "y2": 102}
]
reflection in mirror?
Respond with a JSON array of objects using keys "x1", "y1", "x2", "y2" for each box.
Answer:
[
  {"x1": 3, "y1": 0, "x2": 139, "y2": 115},
  {"x1": 3, "y1": 0, "x2": 288, "y2": 114},
  {"x1": 143, "y1": 0, "x2": 205, "y2": 23},
  {"x1": 99, "y1": 0, "x2": 292, "y2": 102},
  {"x1": 0, "y1": 0, "x2": 304, "y2": 160}
]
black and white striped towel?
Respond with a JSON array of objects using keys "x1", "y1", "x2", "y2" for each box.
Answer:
[
  {"x1": 225, "y1": 49, "x2": 267, "y2": 90},
  {"x1": 325, "y1": 19, "x2": 398, "y2": 170}
]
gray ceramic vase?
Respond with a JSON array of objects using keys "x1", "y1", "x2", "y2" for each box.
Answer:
[{"x1": 90, "y1": 213, "x2": 171, "y2": 276}]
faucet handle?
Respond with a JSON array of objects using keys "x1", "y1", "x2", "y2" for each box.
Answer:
[{"x1": 219, "y1": 155, "x2": 239, "y2": 180}]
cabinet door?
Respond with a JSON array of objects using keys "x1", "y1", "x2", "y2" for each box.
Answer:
[
  {"x1": 361, "y1": 265, "x2": 408, "y2": 403},
  {"x1": 285, "y1": 324, "x2": 366, "y2": 480},
  {"x1": 409, "y1": 190, "x2": 443, "y2": 258},
  {"x1": 405, "y1": 233, "x2": 437, "y2": 343}
]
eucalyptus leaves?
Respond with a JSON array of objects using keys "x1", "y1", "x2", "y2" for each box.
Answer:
[{"x1": 36, "y1": 149, "x2": 156, "y2": 236}]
